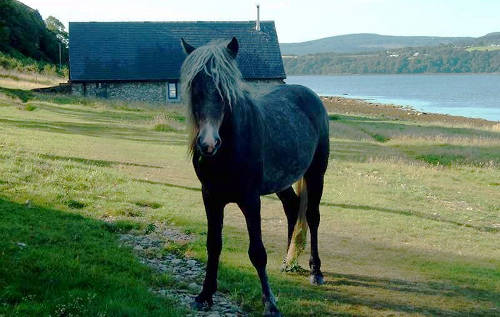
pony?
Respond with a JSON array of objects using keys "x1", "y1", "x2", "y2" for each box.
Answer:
[{"x1": 180, "y1": 37, "x2": 329, "y2": 316}]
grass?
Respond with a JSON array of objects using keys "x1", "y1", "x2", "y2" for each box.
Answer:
[
  {"x1": 0, "y1": 67, "x2": 65, "y2": 90},
  {"x1": 0, "y1": 86, "x2": 34, "y2": 102},
  {"x1": 0, "y1": 199, "x2": 184, "y2": 316},
  {"x1": 0, "y1": 85, "x2": 499, "y2": 316}
]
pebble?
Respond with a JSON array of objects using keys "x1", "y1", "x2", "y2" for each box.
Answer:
[
  {"x1": 172, "y1": 258, "x2": 182, "y2": 265},
  {"x1": 188, "y1": 282, "x2": 201, "y2": 292},
  {"x1": 120, "y1": 226, "x2": 246, "y2": 316}
]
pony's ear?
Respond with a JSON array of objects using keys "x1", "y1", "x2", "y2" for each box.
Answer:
[
  {"x1": 227, "y1": 37, "x2": 239, "y2": 58},
  {"x1": 181, "y1": 38, "x2": 196, "y2": 55}
]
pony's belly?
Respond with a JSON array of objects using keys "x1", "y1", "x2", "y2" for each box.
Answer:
[
  {"x1": 260, "y1": 145, "x2": 315, "y2": 195},
  {"x1": 260, "y1": 168, "x2": 308, "y2": 195}
]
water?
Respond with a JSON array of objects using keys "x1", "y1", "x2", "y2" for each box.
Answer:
[{"x1": 286, "y1": 74, "x2": 500, "y2": 121}]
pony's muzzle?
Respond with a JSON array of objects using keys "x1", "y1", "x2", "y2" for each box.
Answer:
[{"x1": 197, "y1": 135, "x2": 221, "y2": 156}]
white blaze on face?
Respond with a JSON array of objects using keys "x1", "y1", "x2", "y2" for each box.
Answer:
[{"x1": 198, "y1": 120, "x2": 221, "y2": 153}]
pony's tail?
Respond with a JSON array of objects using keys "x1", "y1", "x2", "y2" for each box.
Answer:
[{"x1": 284, "y1": 178, "x2": 308, "y2": 269}]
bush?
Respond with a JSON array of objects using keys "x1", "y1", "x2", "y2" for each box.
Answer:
[{"x1": 0, "y1": 51, "x2": 67, "y2": 77}]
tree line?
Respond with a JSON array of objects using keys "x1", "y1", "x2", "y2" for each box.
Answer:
[{"x1": 283, "y1": 46, "x2": 500, "y2": 75}]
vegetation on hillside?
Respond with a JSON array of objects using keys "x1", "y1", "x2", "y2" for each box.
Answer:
[
  {"x1": 280, "y1": 32, "x2": 500, "y2": 56},
  {"x1": 280, "y1": 33, "x2": 474, "y2": 55},
  {"x1": 0, "y1": 51, "x2": 67, "y2": 77},
  {"x1": 0, "y1": 82, "x2": 498, "y2": 315},
  {"x1": 0, "y1": 54, "x2": 67, "y2": 90},
  {"x1": 284, "y1": 45, "x2": 500, "y2": 74},
  {"x1": 0, "y1": 0, "x2": 68, "y2": 80},
  {"x1": 0, "y1": 0, "x2": 68, "y2": 64}
]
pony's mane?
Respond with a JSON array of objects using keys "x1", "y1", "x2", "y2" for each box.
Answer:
[
  {"x1": 180, "y1": 40, "x2": 247, "y2": 155},
  {"x1": 180, "y1": 40, "x2": 245, "y2": 109}
]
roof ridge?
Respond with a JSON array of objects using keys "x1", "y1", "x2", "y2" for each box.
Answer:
[{"x1": 69, "y1": 21, "x2": 275, "y2": 24}]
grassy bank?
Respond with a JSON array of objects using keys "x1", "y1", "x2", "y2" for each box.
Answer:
[
  {"x1": 0, "y1": 87, "x2": 499, "y2": 316},
  {"x1": 0, "y1": 52, "x2": 67, "y2": 90}
]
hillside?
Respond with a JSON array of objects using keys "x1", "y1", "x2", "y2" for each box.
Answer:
[
  {"x1": 480, "y1": 32, "x2": 500, "y2": 42},
  {"x1": 280, "y1": 32, "x2": 500, "y2": 56},
  {"x1": 0, "y1": 0, "x2": 67, "y2": 64},
  {"x1": 280, "y1": 33, "x2": 474, "y2": 55},
  {"x1": 284, "y1": 45, "x2": 500, "y2": 75}
]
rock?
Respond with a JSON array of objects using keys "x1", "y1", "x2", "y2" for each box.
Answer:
[
  {"x1": 119, "y1": 228, "x2": 246, "y2": 316},
  {"x1": 172, "y1": 258, "x2": 182, "y2": 265},
  {"x1": 188, "y1": 282, "x2": 200, "y2": 291}
]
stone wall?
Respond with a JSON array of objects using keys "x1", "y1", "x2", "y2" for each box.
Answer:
[
  {"x1": 71, "y1": 81, "x2": 180, "y2": 104},
  {"x1": 70, "y1": 79, "x2": 284, "y2": 104}
]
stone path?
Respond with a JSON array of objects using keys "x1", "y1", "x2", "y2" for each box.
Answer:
[{"x1": 119, "y1": 227, "x2": 246, "y2": 317}]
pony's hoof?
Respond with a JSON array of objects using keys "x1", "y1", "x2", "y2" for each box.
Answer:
[
  {"x1": 263, "y1": 306, "x2": 281, "y2": 317},
  {"x1": 191, "y1": 295, "x2": 213, "y2": 311},
  {"x1": 310, "y1": 273, "x2": 324, "y2": 285},
  {"x1": 263, "y1": 297, "x2": 281, "y2": 317}
]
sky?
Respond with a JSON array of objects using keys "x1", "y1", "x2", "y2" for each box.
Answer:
[{"x1": 21, "y1": 0, "x2": 500, "y2": 43}]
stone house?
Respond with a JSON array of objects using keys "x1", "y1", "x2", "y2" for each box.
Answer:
[{"x1": 68, "y1": 21, "x2": 286, "y2": 104}]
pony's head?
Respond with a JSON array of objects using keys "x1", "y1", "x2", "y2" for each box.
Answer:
[{"x1": 180, "y1": 37, "x2": 243, "y2": 157}]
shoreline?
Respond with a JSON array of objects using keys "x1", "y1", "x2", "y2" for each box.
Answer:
[
  {"x1": 321, "y1": 96, "x2": 499, "y2": 128},
  {"x1": 286, "y1": 75, "x2": 500, "y2": 123}
]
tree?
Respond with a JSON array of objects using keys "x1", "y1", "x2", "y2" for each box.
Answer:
[{"x1": 45, "y1": 16, "x2": 68, "y2": 47}]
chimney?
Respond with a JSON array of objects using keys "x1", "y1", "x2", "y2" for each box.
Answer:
[{"x1": 256, "y1": 5, "x2": 261, "y2": 31}]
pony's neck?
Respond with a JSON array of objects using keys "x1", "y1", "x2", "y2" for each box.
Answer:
[{"x1": 221, "y1": 90, "x2": 260, "y2": 145}]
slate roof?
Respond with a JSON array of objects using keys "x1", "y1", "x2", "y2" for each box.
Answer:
[{"x1": 69, "y1": 21, "x2": 286, "y2": 82}]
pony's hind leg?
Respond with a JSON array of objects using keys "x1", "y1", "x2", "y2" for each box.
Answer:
[
  {"x1": 304, "y1": 172, "x2": 325, "y2": 285},
  {"x1": 304, "y1": 144, "x2": 328, "y2": 285},
  {"x1": 276, "y1": 187, "x2": 299, "y2": 253}
]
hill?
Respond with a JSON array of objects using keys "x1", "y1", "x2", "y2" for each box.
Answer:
[
  {"x1": 479, "y1": 32, "x2": 500, "y2": 41},
  {"x1": 0, "y1": 0, "x2": 67, "y2": 64},
  {"x1": 280, "y1": 33, "x2": 474, "y2": 55}
]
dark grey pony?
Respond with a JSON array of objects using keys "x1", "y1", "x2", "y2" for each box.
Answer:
[{"x1": 180, "y1": 37, "x2": 329, "y2": 316}]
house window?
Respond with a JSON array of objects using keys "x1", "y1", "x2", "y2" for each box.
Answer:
[{"x1": 168, "y1": 82, "x2": 177, "y2": 99}]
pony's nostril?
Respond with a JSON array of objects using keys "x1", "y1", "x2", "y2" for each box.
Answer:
[{"x1": 215, "y1": 138, "x2": 221, "y2": 148}]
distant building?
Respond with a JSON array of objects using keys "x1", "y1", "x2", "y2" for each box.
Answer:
[{"x1": 68, "y1": 21, "x2": 286, "y2": 104}]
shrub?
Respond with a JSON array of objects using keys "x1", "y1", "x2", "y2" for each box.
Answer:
[{"x1": 0, "y1": 51, "x2": 67, "y2": 77}]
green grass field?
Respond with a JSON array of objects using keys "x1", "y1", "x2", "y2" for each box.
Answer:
[{"x1": 0, "y1": 85, "x2": 499, "y2": 316}]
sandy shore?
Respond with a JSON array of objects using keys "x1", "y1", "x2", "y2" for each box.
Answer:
[{"x1": 321, "y1": 96, "x2": 498, "y2": 128}]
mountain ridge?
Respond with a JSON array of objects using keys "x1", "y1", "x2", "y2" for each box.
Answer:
[{"x1": 280, "y1": 33, "x2": 498, "y2": 55}]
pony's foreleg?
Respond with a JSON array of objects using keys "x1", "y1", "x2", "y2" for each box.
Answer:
[
  {"x1": 239, "y1": 195, "x2": 281, "y2": 317},
  {"x1": 192, "y1": 189, "x2": 225, "y2": 310}
]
